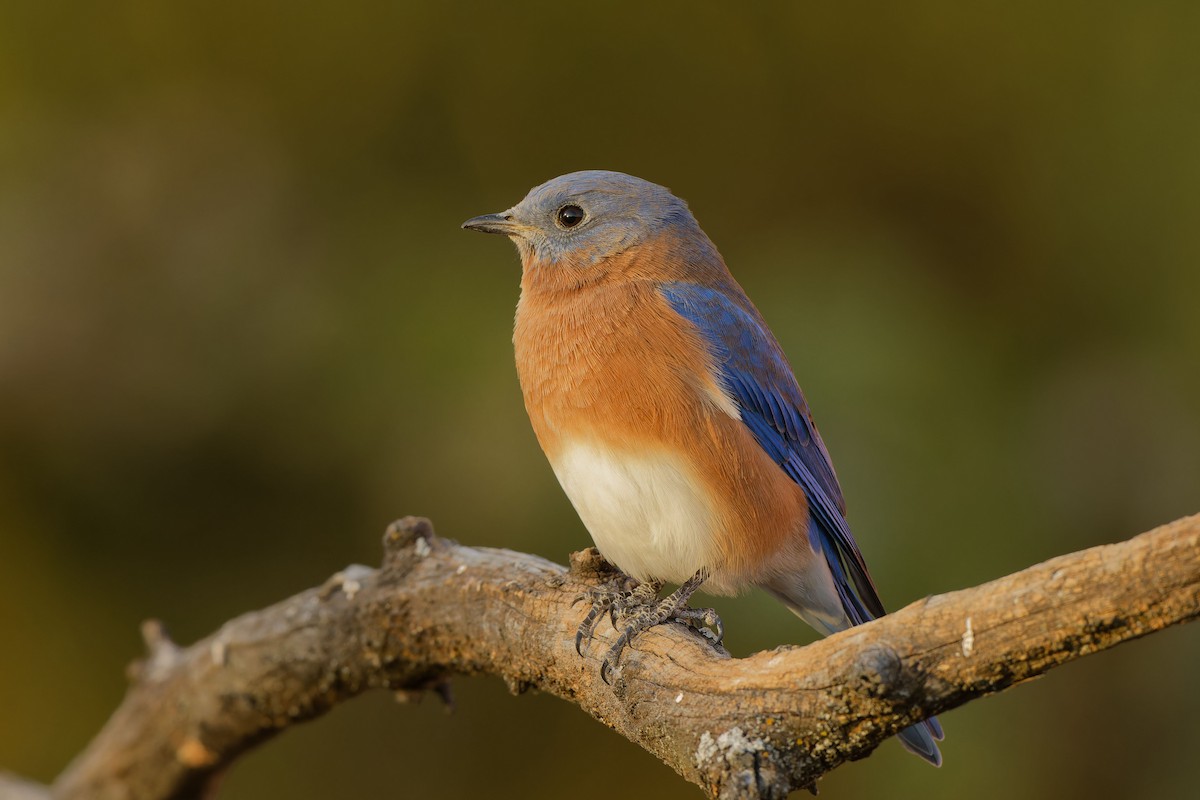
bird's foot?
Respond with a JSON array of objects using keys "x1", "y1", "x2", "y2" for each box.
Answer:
[
  {"x1": 572, "y1": 574, "x2": 661, "y2": 656},
  {"x1": 599, "y1": 568, "x2": 720, "y2": 684},
  {"x1": 666, "y1": 604, "x2": 725, "y2": 645}
]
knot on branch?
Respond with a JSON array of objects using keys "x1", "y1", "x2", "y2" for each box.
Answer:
[
  {"x1": 851, "y1": 644, "x2": 906, "y2": 698},
  {"x1": 568, "y1": 546, "x2": 619, "y2": 580},
  {"x1": 127, "y1": 619, "x2": 183, "y2": 684},
  {"x1": 382, "y1": 516, "x2": 442, "y2": 575},
  {"x1": 694, "y1": 727, "x2": 790, "y2": 800}
]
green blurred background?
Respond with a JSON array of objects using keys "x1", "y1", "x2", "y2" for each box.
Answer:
[{"x1": 2, "y1": 2, "x2": 1199, "y2": 798}]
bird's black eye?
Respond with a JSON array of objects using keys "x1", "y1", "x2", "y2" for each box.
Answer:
[{"x1": 556, "y1": 204, "x2": 585, "y2": 229}]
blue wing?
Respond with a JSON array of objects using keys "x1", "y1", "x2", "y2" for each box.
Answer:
[
  {"x1": 662, "y1": 281, "x2": 945, "y2": 765},
  {"x1": 660, "y1": 281, "x2": 886, "y2": 624}
]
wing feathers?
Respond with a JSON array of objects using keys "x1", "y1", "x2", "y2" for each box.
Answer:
[{"x1": 660, "y1": 281, "x2": 887, "y2": 622}]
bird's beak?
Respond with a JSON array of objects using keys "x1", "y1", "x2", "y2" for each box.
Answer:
[{"x1": 461, "y1": 211, "x2": 521, "y2": 236}]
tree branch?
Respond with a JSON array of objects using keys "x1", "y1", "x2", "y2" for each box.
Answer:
[{"x1": 5, "y1": 514, "x2": 1196, "y2": 800}]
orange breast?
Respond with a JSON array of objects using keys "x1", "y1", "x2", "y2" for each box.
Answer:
[{"x1": 513, "y1": 273, "x2": 809, "y2": 591}]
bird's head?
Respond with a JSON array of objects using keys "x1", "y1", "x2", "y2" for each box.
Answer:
[{"x1": 463, "y1": 170, "x2": 717, "y2": 279}]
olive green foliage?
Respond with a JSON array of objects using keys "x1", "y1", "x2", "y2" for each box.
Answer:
[{"x1": 1, "y1": 2, "x2": 1198, "y2": 798}]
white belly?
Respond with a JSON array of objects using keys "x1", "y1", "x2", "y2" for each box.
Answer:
[{"x1": 549, "y1": 440, "x2": 719, "y2": 584}]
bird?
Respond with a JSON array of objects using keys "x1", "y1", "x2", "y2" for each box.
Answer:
[{"x1": 462, "y1": 170, "x2": 944, "y2": 765}]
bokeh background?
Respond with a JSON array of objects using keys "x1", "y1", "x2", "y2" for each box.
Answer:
[{"x1": 2, "y1": 2, "x2": 1199, "y2": 798}]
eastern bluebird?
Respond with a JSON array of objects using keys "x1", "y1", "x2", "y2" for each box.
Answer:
[{"x1": 463, "y1": 170, "x2": 943, "y2": 765}]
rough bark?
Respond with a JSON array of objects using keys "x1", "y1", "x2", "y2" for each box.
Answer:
[{"x1": 2, "y1": 514, "x2": 1197, "y2": 800}]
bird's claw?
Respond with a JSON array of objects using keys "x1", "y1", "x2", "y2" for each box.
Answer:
[
  {"x1": 671, "y1": 606, "x2": 724, "y2": 645},
  {"x1": 573, "y1": 574, "x2": 660, "y2": 657},
  {"x1": 576, "y1": 568, "x2": 720, "y2": 682},
  {"x1": 574, "y1": 599, "x2": 609, "y2": 656},
  {"x1": 593, "y1": 571, "x2": 722, "y2": 683}
]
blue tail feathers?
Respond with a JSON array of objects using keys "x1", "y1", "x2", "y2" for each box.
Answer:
[
  {"x1": 898, "y1": 719, "x2": 945, "y2": 767},
  {"x1": 812, "y1": 518, "x2": 946, "y2": 766}
]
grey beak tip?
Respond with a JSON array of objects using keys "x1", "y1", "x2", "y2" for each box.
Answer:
[{"x1": 462, "y1": 212, "x2": 515, "y2": 235}]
